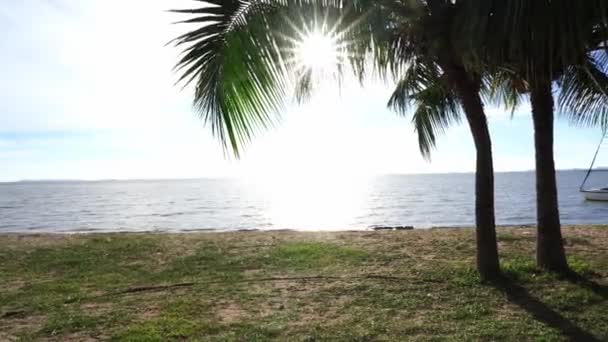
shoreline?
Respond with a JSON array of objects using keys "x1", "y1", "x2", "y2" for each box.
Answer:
[{"x1": 0, "y1": 223, "x2": 605, "y2": 236}]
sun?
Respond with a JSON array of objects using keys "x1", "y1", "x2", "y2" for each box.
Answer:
[{"x1": 296, "y1": 31, "x2": 339, "y2": 71}]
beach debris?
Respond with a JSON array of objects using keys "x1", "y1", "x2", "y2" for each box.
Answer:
[
  {"x1": 1, "y1": 309, "x2": 27, "y2": 319},
  {"x1": 370, "y1": 225, "x2": 414, "y2": 231}
]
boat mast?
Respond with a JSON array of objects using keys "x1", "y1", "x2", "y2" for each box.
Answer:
[{"x1": 580, "y1": 132, "x2": 607, "y2": 191}]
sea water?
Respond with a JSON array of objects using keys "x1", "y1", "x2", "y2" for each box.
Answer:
[{"x1": 1, "y1": 170, "x2": 607, "y2": 233}]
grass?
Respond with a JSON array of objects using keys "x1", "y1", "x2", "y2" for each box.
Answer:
[{"x1": 0, "y1": 226, "x2": 607, "y2": 341}]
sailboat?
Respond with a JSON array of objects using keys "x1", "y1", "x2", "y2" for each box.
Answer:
[{"x1": 580, "y1": 132, "x2": 608, "y2": 201}]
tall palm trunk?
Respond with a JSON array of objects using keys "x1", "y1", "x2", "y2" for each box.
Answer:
[
  {"x1": 529, "y1": 82, "x2": 569, "y2": 272},
  {"x1": 428, "y1": 0, "x2": 500, "y2": 279},
  {"x1": 442, "y1": 62, "x2": 501, "y2": 280},
  {"x1": 458, "y1": 82, "x2": 501, "y2": 280}
]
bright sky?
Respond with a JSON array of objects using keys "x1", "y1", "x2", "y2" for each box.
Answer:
[{"x1": 0, "y1": 0, "x2": 605, "y2": 182}]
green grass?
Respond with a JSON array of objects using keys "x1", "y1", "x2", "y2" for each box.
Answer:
[
  {"x1": 0, "y1": 226, "x2": 607, "y2": 341},
  {"x1": 265, "y1": 242, "x2": 368, "y2": 270}
]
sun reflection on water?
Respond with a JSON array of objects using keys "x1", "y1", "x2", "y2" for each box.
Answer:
[{"x1": 250, "y1": 171, "x2": 371, "y2": 230}]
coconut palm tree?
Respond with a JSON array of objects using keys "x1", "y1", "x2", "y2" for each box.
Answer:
[
  {"x1": 460, "y1": 0, "x2": 608, "y2": 272},
  {"x1": 171, "y1": 0, "x2": 502, "y2": 279}
]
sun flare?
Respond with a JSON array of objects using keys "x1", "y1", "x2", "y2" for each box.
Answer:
[{"x1": 296, "y1": 31, "x2": 339, "y2": 70}]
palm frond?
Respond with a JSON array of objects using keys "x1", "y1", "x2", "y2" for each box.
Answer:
[
  {"x1": 387, "y1": 58, "x2": 441, "y2": 115},
  {"x1": 388, "y1": 57, "x2": 461, "y2": 159},
  {"x1": 557, "y1": 55, "x2": 608, "y2": 130},
  {"x1": 172, "y1": 0, "x2": 294, "y2": 157},
  {"x1": 410, "y1": 81, "x2": 461, "y2": 159},
  {"x1": 481, "y1": 67, "x2": 525, "y2": 116},
  {"x1": 172, "y1": 0, "x2": 393, "y2": 156},
  {"x1": 457, "y1": 0, "x2": 608, "y2": 84}
]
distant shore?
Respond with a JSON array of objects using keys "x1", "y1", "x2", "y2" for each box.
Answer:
[
  {"x1": 1, "y1": 225, "x2": 607, "y2": 340},
  {"x1": 2, "y1": 167, "x2": 604, "y2": 184}
]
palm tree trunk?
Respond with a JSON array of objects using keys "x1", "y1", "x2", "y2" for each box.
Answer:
[
  {"x1": 429, "y1": 1, "x2": 500, "y2": 279},
  {"x1": 459, "y1": 85, "x2": 501, "y2": 280},
  {"x1": 442, "y1": 63, "x2": 501, "y2": 280},
  {"x1": 529, "y1": 82, "x2": 569, "y2": 272}
]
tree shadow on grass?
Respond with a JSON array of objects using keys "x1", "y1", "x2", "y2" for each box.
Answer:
[
  {"x1": 490, "y1": 275, "x2": 601, "y2": 341},
  {"x1": 562, "y1": 270, "x2": 608, "y2": 300}
]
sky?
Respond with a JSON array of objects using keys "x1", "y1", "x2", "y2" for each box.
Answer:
[{"x1": 0, "y1": 0, "x2": 605, "y2": 182}]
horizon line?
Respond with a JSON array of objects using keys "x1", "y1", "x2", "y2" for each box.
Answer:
[{"x1": 1, "y1": 168, "x2": 603, "y2": 184}]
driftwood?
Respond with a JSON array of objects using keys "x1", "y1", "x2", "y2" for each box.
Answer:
[{"x1": 370, "y1": 226, "x2": 414, "y2": 231}]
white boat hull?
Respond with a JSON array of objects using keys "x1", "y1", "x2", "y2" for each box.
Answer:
[{"x1": 582, "y1": 189, "x2": 608, "y2": 201}]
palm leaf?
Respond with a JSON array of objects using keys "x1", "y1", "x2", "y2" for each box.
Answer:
[
  {"x1": 481, "y1": 67, "x2": 525, "y2": 116},
  {"x1": 458, "y1": 0, "x2": 608, "y2": 84},
  {"x1": 388, "y1": 57, "x2": 461, "y2": 159},
  {"x1": 172, "y1": 0, "x2": 392, "y2": 156},
  {"x1": 410, "y1": 81, "x2": 461, "y2": 159},
  {"x1": 172, "y1": 0, "x2": 291, "y2": 156},
  {"x1": 558, "y1": 55, "x2": 608, "y2": 130}
]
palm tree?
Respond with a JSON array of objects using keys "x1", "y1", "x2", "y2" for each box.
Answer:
[
  {"x1": 171, "y1": 0, "x2": 501, "y2": 279},
  {"x1": 460, "y1": 0, "x2": 608, "y2": 272},
  {"x1": 380, "y1": 0, "x2": 501, "y2": 278}
]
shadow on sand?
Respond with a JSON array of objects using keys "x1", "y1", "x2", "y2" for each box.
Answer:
[{"x1": 490, "y1": 271, "x2": 607, "y2": 341}]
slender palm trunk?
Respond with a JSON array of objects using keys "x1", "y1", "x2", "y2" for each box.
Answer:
[
  {"x1": 427, "y1": 0, "x2": 499, "y2": 279},
  {"x1": 442, "y1": 63, "x2": 501, "y2": 280},
  {"x1": 458, "y1": 83, "x2": 501, "y2": 280},
  {"x1": 529, "y1": 82, "x2": 569, "y2": 272}
]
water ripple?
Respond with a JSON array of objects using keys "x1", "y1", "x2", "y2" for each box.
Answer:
[{"x1": 0, "y1": 171, "x2": 606, "y2": 232}]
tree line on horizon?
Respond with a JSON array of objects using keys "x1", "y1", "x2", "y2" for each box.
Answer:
[{"x1": 171, "y1": 0, "x2": 608, "y2": 280}]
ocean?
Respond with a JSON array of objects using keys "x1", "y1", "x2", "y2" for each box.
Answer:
[{"x1": 1, "y1": 170, "x2": 607, "y2": 233}]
